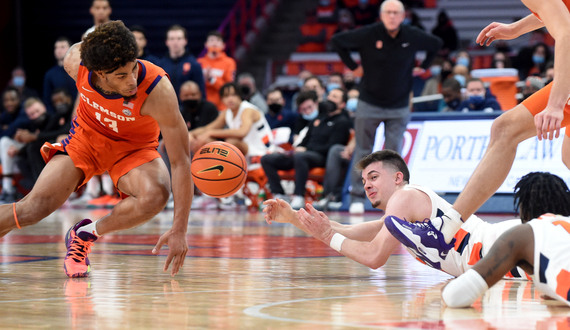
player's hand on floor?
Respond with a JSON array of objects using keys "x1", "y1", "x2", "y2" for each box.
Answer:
[
  {"x1": 262, "y1": 198, "x2": 296, "y2": 224},
  {"x1": 152, "y1": 230, "x2": 189, "y2": 276}
]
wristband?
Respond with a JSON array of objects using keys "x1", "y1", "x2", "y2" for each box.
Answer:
[{"x1": 330, "y1": 233, "x2": 346, "y2": 252}]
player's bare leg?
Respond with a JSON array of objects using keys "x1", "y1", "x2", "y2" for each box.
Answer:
[{"x1": 0, "y1": 155, "x2": 83, "y2": 237}]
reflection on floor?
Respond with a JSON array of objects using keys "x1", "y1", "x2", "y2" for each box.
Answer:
[{"x1": 0, "y1": 207, "x2": 568, "y2": 328}]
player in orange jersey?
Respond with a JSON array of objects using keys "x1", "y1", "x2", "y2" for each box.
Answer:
[
  {"x1": 0, "y1": 21, "x2": 193, "y2": 278},
  {"x1": 385, "y1": 0, "x2": 570, "y2": 264},
  {"x1": 197, "y1": 31, "x2": 236, "y2": 111}
]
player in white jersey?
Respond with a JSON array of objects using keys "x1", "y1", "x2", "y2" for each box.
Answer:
[
  {"x1": 189, "y1": 82, "x2": 274, "y2": 170},
  {"x1": 263, "y1": 150, "x2": 527, "y2": 278},
  {"x1": 442, "y1": 172, "x2": 570, "y2": 308}
]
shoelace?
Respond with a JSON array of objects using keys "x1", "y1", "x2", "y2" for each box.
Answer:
[{"x1": 67, "y1": 236, "x2": 93, "y2": 263}]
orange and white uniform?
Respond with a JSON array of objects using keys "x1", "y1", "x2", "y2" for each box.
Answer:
[
  {"x1": 41, "y1": 59, "x2": 165, "y2": 190},
  {"x1": 405, "y1": 184, "x2": 527, "y2": 278},
  {"x1": 197, "y1": 52, "x2": 236, "y2": 111},
  {"x1": 528, "y1": 214, "x2": 570, "y2": 307}
]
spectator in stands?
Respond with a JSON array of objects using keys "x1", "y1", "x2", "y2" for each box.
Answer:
[
  {"x1": 83, "y1": 0, "x2": 112, "y2": 39},
  {"x1": 198, "y1": 31, "x2": 237, "y2": 111},
  {"x1": 334, "y1": 9, "x2": 356, "y2": 36},
  {"x1": 519, "y1": 76, "x2": 545, "y2": 102},
  {"x1": 42, "y1": 37, "x2": 77, "y2": 114},
  {"x1": 525, "y1": 43, "x2": 552, "y2": 78},
  {"x1": 440, "y1": 77, "x2": 463, "y2": 112},
  {"x1": 130, "y1": 25, "x2": 160, "y2": 64},
  {"x1": 457, "y1": 78, "x2": 501, "y2": 112},
  {"x1": 261, "y1": 96, "x2": 351, "y2": 210},
  {"x1": 452, "y1": 63, "x2": 470, "y2": 87},
  {"x1": 179, "y1": 81, "x2": 219, "y2": 133},
  {"x1": 421, "y1": 56, "x2": 445, "y2": 96},
  {"x1": 316, "y1": 0, "x2": 338, "y2": 24},
  {"x1": 1, "y1": 87, "x2": 23, "y2": 134},
  {"x1": 350, "y1": 0, "x2": 381, "y2": 27},
  {"x1": 431, "y1": 9, "x2": 458, "y2": 57},
  {"x1": 491, "y1": 50, "x2": 512, "y2": 69},
  {"x1": 404, "y1": 7, "x2": 424, "y2": 30},
  {"x1": 326, "y1": 72, "x2": 345, "y2": 93},
  {"x1": 8, "y1": 67, "x2": 39, "y2": 104},
  {"x1": 16, "y1": 89, "x2": 73, "y2": 183},
  {"x1": 0, "y1": 97, "x2": 47, "y2": 202},
  {"x1": 265, "y1": 89, "x2": 297, "y2": 131},
  {"x1": 237, "y1": 72, "x2": 268, "y2": 113},
  {"x1": 160, "y1": 24, "x2": 206, "y2": 100},
  {"x1": 302, "y1": 75, "x2": 326, "y2": 103},
  {"x1": 189, "y1": 82, "x2": 273, "y2": 169},
  {"x1": 342, "y1": 69, "x2": 359, "y2": 91},
  {"x1": 345, "y1": 88, "x2": 359, "y2": 116},
  {"x1": 513, "y1": 30, "x2": 552, "y2": 79},
  {"x1": 292, "y1": 90, "x2": 319, "y2": 146},
  {"x1": 454, "y1": 50, "x2": 472, "y2": 71},
  {"x1": 331, "y1": 0, "x2": 442, "y2": 213}
]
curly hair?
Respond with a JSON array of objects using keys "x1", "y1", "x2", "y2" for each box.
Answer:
[
  {"x1": 81, "y1": 20, "x2": 137, "y2": 73},
  {"x1": 355, "y1": 150, "x2": 410, "y2": 183},
  {"x1": 513, "y1": 171, "x2": 570, "y2": 223}
]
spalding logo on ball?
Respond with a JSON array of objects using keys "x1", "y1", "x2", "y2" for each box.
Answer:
[{"x1": 191, "y1": 141, "x2": 247, "y2": 198}]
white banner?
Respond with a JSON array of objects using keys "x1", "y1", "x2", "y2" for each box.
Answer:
[{"x1": 373, "y1": 119, "x2": 570, "y2": 193}]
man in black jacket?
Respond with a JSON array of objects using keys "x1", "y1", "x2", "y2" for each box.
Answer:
[
  {"x1": 330, "y1": 0, "x2": 442, "y2": 213},
  {"x1": 261, "y1": 90, "x2": 352, "y2": 210}
]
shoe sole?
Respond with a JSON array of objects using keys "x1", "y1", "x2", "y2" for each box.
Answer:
[{"x1": 384, "y1": 217, "x2": 442, "y2": 270}]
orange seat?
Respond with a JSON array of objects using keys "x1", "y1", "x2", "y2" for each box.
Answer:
[{"x1": 277, "y1": 167, "x2": 325, "y2": 203}]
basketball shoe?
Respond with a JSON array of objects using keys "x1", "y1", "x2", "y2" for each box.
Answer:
[
  {"x1": 64, "y1": 219, "x2": 97, "y2": 278},
  {"x1": 384, "y1": 215, "x2": 456, "y2": 267}
]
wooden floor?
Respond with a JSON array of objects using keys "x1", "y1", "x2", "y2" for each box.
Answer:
[{"x1": 1, "y1": 206, "x2": 569, "y2": 329}]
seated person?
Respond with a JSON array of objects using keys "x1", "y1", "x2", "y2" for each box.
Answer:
[
  {"x1": 189, "y1": 82, "x2": 274, "y2": 171},
  {"x1": 440, "y1": 77, "x2": 463, "y2": 112},
  {"x1": 457, "y1": 78, "x2": 502, "y2": 112},
  {"x1": 261, "y1": 92, "x2": 352, "y2": 210},
  {"x1": 265, "y1": 88, "x2": 297, "y2": 131}
]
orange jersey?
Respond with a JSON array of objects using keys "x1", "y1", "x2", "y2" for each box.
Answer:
[
  {"x1": 197, "y1": 52, "x2": 236, "y2": 110},
  {"x1": 74, "y1": 59, "x2": 163, "y2": 145}
]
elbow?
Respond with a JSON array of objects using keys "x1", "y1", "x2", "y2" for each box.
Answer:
[{"x1": 364, "y1": 254, "x2": 389, "y2": 270}]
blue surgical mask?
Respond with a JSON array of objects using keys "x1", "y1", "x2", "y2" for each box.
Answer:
[
  {"x1": 429, "y1": 65, "x2": 441, "y2": 77},
  {"x1": 402, "y1": 18, "x2": 411, "y2": 25},
  {"x1": 456, "y1": 57, "x2": 470, "y2": 67},
  {"x1": 359, "y1": 0, "x2": 368, "y2": 5},
  {"x1": 346, "y1": 98, "x2": 358, "y2": 112},
  {"x1": 319, "y1": 0, "x2": 330, "y2": 6},
  {"x1": 12, "y1": 76, "x2": 25, "y2": 88},
  {"x1": 468, "y1": 95, "x2": 485, "y2": 107},
  {"x1": 326, "y1": 83, "x2": 341, "y2": 93},
  {"x1": 454, "y1": 74, "x2": 466, "y2": 87},
  {"x1": 297, "y1": 80, "x2": 304, "y2": 89},
  {"x1": 532, "y1": 54, "x2": 545, "y2": 65},
  {"x1": 302, "y1": 109, "x2": 318, "y2": 121}
]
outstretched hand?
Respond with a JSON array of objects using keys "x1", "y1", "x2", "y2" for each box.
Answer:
[
  {"x1": 263, "y1": 198, "x2": 295, "y2": 224},
  {"x1": 152, "y1": 230, "x2": 189, "y2": 276},
  {"x1": 475, "y1": 22, "x2": 516, "y2": 46},
  {"x1": 297, "y1": 204, "x2": 334, "y2": 243}
]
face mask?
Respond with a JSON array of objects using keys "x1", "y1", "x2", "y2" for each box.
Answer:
[
  {"x1": 402, "y1": 18, "x2": 411, "y2": 25},
  {"x1": 12, "y1": 76, "x2": 25, "y2": 88},
  {"x1": 302, "y1": 109, "x2": 318, "y2": 121},
  {"x1": 326, "y1": 83, "x2": 341, "y2": 93},
  {"x1": 467, "y1": 95, "x2": 485, "y2": 107},
  {"x1": 32, "y1": 113, "x2": 48, "y2": 126},
  {"x1": 239, "y1": 85, "x2": 251, "y2": 97},
  {"x1": 268, "y1": 103, "x2": 283, "y2": 114},
  {"x1": 456, "y1": 57, "x2": 470, "y2": 67},
  {"x1": 297, "y1": 80, "x2": 304, "y2": 89},
  {"x1": 446, "y1": 98, "x2": 460, "y2": 110},
  {"x1": 532, "y1": 54, "x2": 545, "y2": 65},
  {"x1": 319, "y1": 0, "x2": 330, "y2": 6},
  {"x1": 441, "y1": 69, "x2": 452, "y2": 80},
  {"x1": 454, "y1": 74, "x2": 466, "y2": 87},
  {"x1": 181, "y1": 99, "x2": 199, "y2": 112},
  {"x1": 319, "y1": 100, "x2": 337, "y2": 114},
  {"x1": 346, "y1": 98, "x2": 358, "y2": 112},
  {"x1": 207, "y1": 46, "x2": 223, "y2": 57},
  {"x1": 344, "y1": 81, "x2": 355, "y2": 91},
  {"x1": 55, "y1": 103, "x2": 71, "y2": 115},
  {"x1": 429, "y1": 65, "x2": 441, "y2": 77}
]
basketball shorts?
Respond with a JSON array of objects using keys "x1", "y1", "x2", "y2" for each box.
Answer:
[
  {"x1": 41, "y1": 121, "x2": 160, "y2": 191},
  {"x1": 521, "y1": 81, "x2": 570, "y2": 137}
]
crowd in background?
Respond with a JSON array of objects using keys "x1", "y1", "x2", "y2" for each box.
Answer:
[{"x1": 0, "y1": 0, "x2": 555, "y2": 211}]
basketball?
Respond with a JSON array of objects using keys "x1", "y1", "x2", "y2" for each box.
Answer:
[{"x1": 191, "y1": 141, "x2": 247, "y2": 198}]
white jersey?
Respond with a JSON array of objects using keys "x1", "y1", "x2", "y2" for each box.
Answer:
[
  {"x1": 406, "y1": 184, "x2": 524, "y2": 278},
  {"x1": 225, "y1": 100, "x2": 274, "y2": 170},
  {"x1": 529, "y1": 214, "x2": 570, "y2": 307}
]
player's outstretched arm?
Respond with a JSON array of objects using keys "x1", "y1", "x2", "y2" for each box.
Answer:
[
  {"x1": 476, "y1": 14, "x2": 543, "y2": 46},
  {"x1": 442, "y1": 224, "x2": 534, "y2": 307},
  {"x1": 63, "y1": 42, "x2": 83, "y2": 81},
  {"x1": 146, "y1": 77, "x2": 193, "y2": 276}
]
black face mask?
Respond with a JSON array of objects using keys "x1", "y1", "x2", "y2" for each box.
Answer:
[
  {"x1": 181, "y1": 99, "x2": 199, "y2": 112},
  {"x1": 318, "y1": 100, "x2": 337, "y2": 114},
  {"x1": 441, "y1": 70, "x2": 452, "y2": 81},
  {"x1": 344, "y1": 81, "x2": 356, "y2": 91},
  {"x1": 55, "y1": 103, "x2": 71, "y2": 116},
  {"x1": 268, "y1": 103, "x2": 283, "y2": 114},
  {"x1": 239, "y1": 85, "x2": 251, "y2": 98},
  {"x1": 446, "y1": 98, "x2": 461, "y2": 110},
  {"x1": 32, "y1": 113, "x2": 48, "y2": 127}
]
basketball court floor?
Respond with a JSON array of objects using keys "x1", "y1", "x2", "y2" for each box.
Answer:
[{"x1": 1, "y1": 206, "x2": 569, "y2": 329}]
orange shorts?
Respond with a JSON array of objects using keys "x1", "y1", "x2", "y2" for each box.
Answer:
[
  {"x1": 521, "y1": 81, "x2": 570, "y2": 137},
  {"x1": 41, "y1": 121, "x2": 160, "y2": 191}
]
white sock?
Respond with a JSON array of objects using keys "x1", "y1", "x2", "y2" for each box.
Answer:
[
  {"x1": 76, "y1": 221, "x2": 101, "y2": 237},
  {"x1": 434, "y1": 208, "x2": 463, "y2": 244}
]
